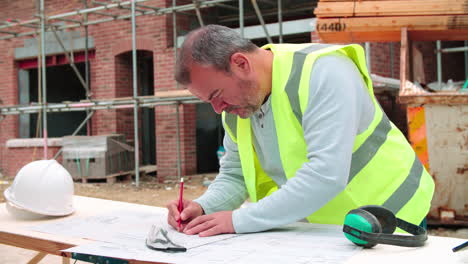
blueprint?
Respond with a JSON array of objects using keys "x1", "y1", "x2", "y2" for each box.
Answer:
[
  {"x1": 29, "y1": 209, "x2": 238, "y2": 249},
  {"x1": 62, "y1": 221, "x2": 361, "y2": 263},
  {"x1": 30, "y1": 209, "x2": 361, "y2": 263}
]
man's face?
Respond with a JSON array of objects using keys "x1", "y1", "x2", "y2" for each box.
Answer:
[{"x1": 188, "y1": 63, "x2": 263, "y2": 119}]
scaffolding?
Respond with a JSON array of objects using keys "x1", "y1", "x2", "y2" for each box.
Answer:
[
  {"x1": 3, "y1": 1, "x2": 464, "y2": 187},
  {"x1": 0, "y1": 0, "x2": 302, "y2": 186}
]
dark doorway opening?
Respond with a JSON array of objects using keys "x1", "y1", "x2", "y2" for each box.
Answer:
[
  {"x1": 139, "y1": 55, "x2": 156, "y2": 165},
  {"x1": 196, "y1": 103, "x2": 224, "y2": 173},
  {"x1": 28, "y1": 63, "x2": 87, "y2": 137}
]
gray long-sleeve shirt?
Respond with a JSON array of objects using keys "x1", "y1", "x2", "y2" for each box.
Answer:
[{"x1": 194, "y1": 53, "x2": 376, "y2": 233}]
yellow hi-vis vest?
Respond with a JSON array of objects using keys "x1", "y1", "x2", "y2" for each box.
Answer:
[{"x1": 222, "y1": 44, "x2": 435, "y2": 226}]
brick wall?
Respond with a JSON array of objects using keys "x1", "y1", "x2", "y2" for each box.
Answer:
[
  {"x1": 115, "y1": 52, "x2": 135, "y2": 141},
  {"x1": 3, "y1": 146, "x2": 62, "y2": 177},
  {"x1": 370, "y1": 42, "x2": 400, "y2": 79},
  {"x1": 154, "y1": 104, "x2": 196, "y2": 180},
  {"x1": 0, "y1": 0, "x2": 196, "y2": 180}
]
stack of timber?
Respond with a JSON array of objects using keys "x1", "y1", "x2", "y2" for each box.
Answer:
[{"x1": 314, "y1": 0, "x2": 468, "y2": 43}]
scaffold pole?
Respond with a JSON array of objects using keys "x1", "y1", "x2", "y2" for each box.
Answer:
[
  {"x1": 131, "y1": 0, "x2": 141, "y2": 187},
  {"x1": 40, "y1": 0, "x2": 48, "y2": 159}
]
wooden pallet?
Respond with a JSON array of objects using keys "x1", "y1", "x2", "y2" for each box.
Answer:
[
  {"x1": 314, "y1": 0, "x2": 468, "y2": 42},
  {"x1": 77, "y1": 165, "x2": 157, "y2": 184},
  {"x1": 315, "y1": 0, "x2": 468, "y2": 17},
  {"x1": 76, "y1": 172, "x2": 132, "y2": 184}
]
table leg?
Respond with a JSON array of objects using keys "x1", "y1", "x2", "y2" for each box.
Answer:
[{"x1": 27, "y1": 251, "x2": 47, "y2": 264}]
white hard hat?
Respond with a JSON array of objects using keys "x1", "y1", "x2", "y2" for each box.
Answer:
[{"x1": 3, "y1": 160, "x2": 75, "y2": 218}]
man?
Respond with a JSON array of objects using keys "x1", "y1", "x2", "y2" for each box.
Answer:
[{"x1": 167, "y1": 25, "x2": 435, "y2": 237}]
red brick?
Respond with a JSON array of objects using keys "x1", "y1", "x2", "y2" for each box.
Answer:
[{"x1": 0, "y1": 0, "x2": 195, "y2": 180}]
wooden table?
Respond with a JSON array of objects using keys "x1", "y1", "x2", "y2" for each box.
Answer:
[
  {"x1": 0, "y1": 196, "x2": 165, "y2": 264},
  {"x1": 1, "y1": 196, "x2": 466, "y2": 264}
]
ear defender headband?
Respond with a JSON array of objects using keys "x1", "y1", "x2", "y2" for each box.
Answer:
[{"x1": 343, "y1": 205, "x2": 427, "y2": 248}]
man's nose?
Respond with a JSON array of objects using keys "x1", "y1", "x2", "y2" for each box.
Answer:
[{"x1": 211, "y1": 98, "x2": 227, "y2": 114}]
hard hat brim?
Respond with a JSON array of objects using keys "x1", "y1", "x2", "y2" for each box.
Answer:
[{"x1": 3, "y1": 187, "x2": 75, "y2": 217}]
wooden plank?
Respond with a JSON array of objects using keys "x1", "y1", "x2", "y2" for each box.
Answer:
[
  {"x1": 102, "y1": 90, "x2": 194, "y2": 102},
  {"x1": 400, "y1": 27, "x2": 409, "y2": 98},
  {"x1": 315, "y1": 0, "x2": 468, "y2": 18},
  {"x1": 316, "y1": 15, "x2": 468, "y2": 42},
  {"x1": 317, "y1": 15, "x2": 468, "y2": 33},
  {"x1": 0, "y1": 231, "x2": 75, "y2": 256},
  {"x1": 314, "y1": 2, "x2": 354, "y2": 17},
  {"x1": 74, "y1": 165, "x2": 156, "y2": 184},
  {"x1": 140, "y1": 165, "x2": 157, "y2": 174},
  {"x1": 103, "y1": 166, "x2": 156, "y2": 184},
  {"x1": 316, "y1": 29, "x2": 468, "y2": 42},
  {"x1": 355, "y1": 0, "x2": 468, "y2": 17},
  {"x1": 412, "y1": 44, "x2": 425, "y2": 84},
  {"x1": 398, "y1": 93, "x2": 468, "y2": 104},
  {"x1": 105, "y1": 169, "x2": 141, "y2": 179},
  {"x1": 149, "y1": 89, "x2": 193, "y2": 98}
]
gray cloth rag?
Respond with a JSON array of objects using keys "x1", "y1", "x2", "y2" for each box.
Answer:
[{"x1": 145, "y1": 225, "x2": 187, "y2": 252}]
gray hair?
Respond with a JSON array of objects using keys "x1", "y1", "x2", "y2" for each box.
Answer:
[{"x1": 175, "y1": 24, "x2": 258, "y2": 85}]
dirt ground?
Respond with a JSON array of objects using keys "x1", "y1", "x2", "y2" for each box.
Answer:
[{"x1": 0, "y1": 172, "x2": 467, "y2": 239}]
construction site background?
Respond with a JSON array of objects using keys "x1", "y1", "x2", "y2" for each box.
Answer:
[
  {"x1": 1, "y1": 0, "x2": 464, "y2": 182},
  {"x1": 0, "y1": 0, "x2": 466, "y2": 228}
]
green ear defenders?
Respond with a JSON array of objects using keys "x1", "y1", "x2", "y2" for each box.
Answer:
[{"x1": 343, "y1": 205, "x2": 427, "y2": 248}]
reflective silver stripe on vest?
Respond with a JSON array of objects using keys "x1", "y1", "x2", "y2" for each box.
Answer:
[
  {"x1": 348, "y1": 113, "x2": 391, "y2": 183},
  {"x1": 225, "y1": 112, "x2": 238, "y2": 140},
  {"x1": 383, "y1": 155, "x2": 424, "y2": 214},
  {"x1": 348, "y1": 111, "x2": 424, "y2": 215},
  {"x1": 285, "y1": 44, "x2": 334, "y2": 122}
]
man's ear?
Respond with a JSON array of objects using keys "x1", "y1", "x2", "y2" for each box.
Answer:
[{"x1": 230, "y1": 52, "x2": 251, "y2": 75}]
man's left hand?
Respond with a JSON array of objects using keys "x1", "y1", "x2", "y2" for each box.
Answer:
[{"x1": 183, "y1": 211, "x2": 235, "y2": 237}]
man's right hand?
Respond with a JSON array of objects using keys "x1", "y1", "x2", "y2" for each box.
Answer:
[{"x1": 166, "y1": 199, "x2": 204, "y2": 232}]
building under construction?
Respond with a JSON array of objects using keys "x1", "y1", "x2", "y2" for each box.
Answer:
[{"x1": 0, "y1": 0, "x2": 467, "y2": 224}]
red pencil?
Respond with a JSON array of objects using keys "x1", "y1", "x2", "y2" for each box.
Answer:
[{"x1": 177, "y1": 177, "x2": 184, "y2": 229}]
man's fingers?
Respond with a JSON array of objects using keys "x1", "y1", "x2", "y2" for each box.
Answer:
[
  {"x1": 168, "y1": 215, "x2": 177, "y2": 228},
  {"x1": 180, "y1": 206, "x2": 197, "y2": 221},
  {"x1": 167, "y1": 208, "x2": 180, "y2": 225},
  {"x1": 199, "y1": 226, "x2": 224, "y2": 237},
  {"x1": 166, "y1": 199, "x2": 204, "y2": 233},
  {"x1": 184, "y1": 214, "x2": 206, "y2": 230},
  {"x1": 167, "y1": 211, "x2": 190, "y2": 232},
  {"x1": 184, "y1": 216, "x2": 215, "y2": 235},
  {"x1": 166, "y1": 200, "x2": 179, "y2": 211},
  {"x1": 166, "y1": 199, "x2": 183, "y2": 231},
  {"x1": 180, "y1": 209, "x2": 189, "y2": 221},
  {"x1": 185, "y1": 221, "x2": 216, "y2": 235},
  {"x1": 182, "y1": 199, "x2": 192, "y2": 208},
  {"x1": 167, "y1": 200, "x2": 180, "y2": 215},
  {"x1": 180, "y1": 202, "x2": 203, "y2": 221}
]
